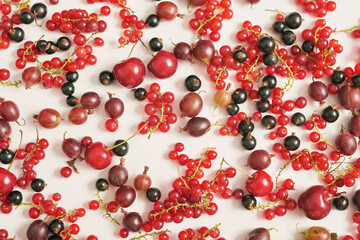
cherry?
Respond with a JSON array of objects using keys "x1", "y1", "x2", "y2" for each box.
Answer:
[
  {"x1": 298, "y1": 185, "x2": 331, "y2": 220},
  {"x1": 84, "y1": 142, "x2": 113, "y2": 170},
  {"x1": 245, "y1": 170, "x2": 273, "y2": 197},
  {"x1": 0, "y1": 167, "x2": 17, "y2": 194},
  {"x1": 113, "y1": 58, "x2": 146, "y2": 88},
  {"x1": 147, "y1": 51, "x2": 178, "y2": 79}
]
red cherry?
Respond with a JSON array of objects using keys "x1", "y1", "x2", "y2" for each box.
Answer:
[
  {"x1": 298, "y1": 185, "x2": 331, "y2": 220},
  {"x1": 84, "y1": 142, "x2": 113, "y2": 170},
  {"x1": 147, "y1": 51, "x2": 178, "y2": 79},
  {"x1": 113, "y1": 58, "x2": 146, "y2": 88},
  {"x1": 245, "y1": 170, "x2": 273, "y2": 197},
  {"x1": 0, "y1": 167, "x2": 17, "y2": 194}
]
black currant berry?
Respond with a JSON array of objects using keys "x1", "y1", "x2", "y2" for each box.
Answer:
[
  {"x1": 0, "y1": 149, "x2": 14, "y2": 164},
  {"x1": 61, "y1": 82, "x2": 75, "y2": 96},
  {"x1": 261, "y1": 115, "x2": 276, "y2": 130},
  {"x1": 66, "y1": 95, "x2": 78, "y2": 107},
  {"x1": 332, "y1": 195, "x2": 349, "y2": 211},
  {"x1": 242, "y1": 194, "x2": 257, "y2": 210},
  {"x1": 233, "y1": 49, "x2": 247, "y2": 63},
  {"x1": 257, "y1": 36, "x2": 276, "y2": 54},
  {"x1": 241, "y1": 133, "x2": 257, "y2": 150},
  {"x1": 112, "y1": 140, "x2": 129, "y2": 157},
  {"x1": 232, "y1": 88, "x2": 247, "y2": 104},
  {"x1": 258, "y1": 86, "x2": 271, "y2": 100},
  {"x1": 20, "y1": 11, "x2": 34, "y2": 24},
  {"x1": 284, "y1": 134, "x2": 300, "y2": 151},
  {"x1": 134, "y1": 88, "x2": 147, "y2": 101},
  {"x1": 263, "y1": 52, "x2": 278, "y2": 67},
  {"x1": 291, "y1": 112, "x2": 306, "y2": 126},
  {"x1": 96, "y1": 178, "x2": 109, "y2": 191},
  {"x1": 7, "y1": 190, "x2": 23, "y2": 205},
  {"x1": 36, "y1": 40, "x2": 48, "y2": 53},
  {"x1": 238, "y1": 118, "x2": 254, "y2": 136},
  {"x1": 31, "y1": 3, "x2": 48, "y2": 19},
  {"x1": 9, "y1": 27, "x2": 25, "y2": 42},
  {"x1": 284, "y1": 12, "x2": 302, "y2": 29},
  {"x1": 66, "y1": 71, "x2": 79, "y2": 83},
  {"x1": 146, "y1": 14, "x2": 160, "y2": 27},
  {"x1": 351, "y1": 74, "x2": 360, "y2": 88},
  {"x1": 146, "y1": 187, "x2": 161, "y2": 202},
  {"x1": 330, "y1": 70, "x2": 345, "y2": 85},
  {"x1": 256, "y1": 99, "x2": 270, "y2": 113},
  {"x1": 48, "y1": 219, "x2": 64, "y2": 235},
  {"x1": 226, "y1": 102, "x2": 239, "y2": 116},
  {"x1": 185, "y1": 75, "x2": 201, "y2": 92},
  {"x1": 57, "y1": 37, "x2": 71, "y2": 51},
  {"x1": 302, "y1": 40, "x2": 314, "y2": 53},
  {"x1": 99, "y1": 71, "x2": 114, "y2": 86},
  {"x1": 149, "y1": 37, "x2": 163, "y2": 52},
  {"x1": 272, "y1": 20, "x2": 286, "y2": 33},
  {"x1": 31, "y1": 178, "x2": 46, "y2": 192},
  {"x1": 262, "y1": 75, "x2": 277, "y2": 89},
  {"x1": 45, "y1": 41, "x2": 58, "y2": 55},
  {"x1": 281, "y1": 30, "x2": 296, "y2": 45},
  {"x1": 322, "y1": 105, "x2": 339, "y2": 123}
]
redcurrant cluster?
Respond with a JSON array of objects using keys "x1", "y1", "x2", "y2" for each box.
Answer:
[
  {"x1": 119, "y1": 9, "x2": 145, "y2": 46},
  {"x1": 295, "y1": 0, "x2": 336, "y2": 17},
  {"x1": 137, "y1": 83, "x2": 177, "y2": 137},
  {"x1": 189, "y1": 0, "x2": 233, "y2": 41},
  {"x1": 177, "y1": 224, "x2": 223, "y2": 240},
  {"x1": 46, "y1": 8, "x2": 107, "y2": 34}
]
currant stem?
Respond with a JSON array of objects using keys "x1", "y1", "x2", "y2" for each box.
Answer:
[
  {"x1": 137, "y1": 37, "x2": 155, "y2": 57},
  {"x1": 130, "y1": 230, "x2": 171, "y2": 240},
  {"x1": 7, "y1": 130, "x2": 23, "y2": 172},
  {"x1": 194, "y1": 8, "x2": 222, "y2": 36},
  {"x1": 94, "y1": 191, "x2": 121, "y2": 225},
  {"x1": 106, "y1": 122, "x2": 149, "y2": 151},
  {"x1": 223, "y1": 159, "x2": 253, "y2": 178}
]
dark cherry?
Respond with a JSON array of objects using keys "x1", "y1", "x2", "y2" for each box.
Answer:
[
  {"x1": 0, "y1": 167, "x2": 16, "y2": 194},
  {"x1": 113, "y1": 58, "x2": 146, "y2": 88},
  {"x1": 84, "y1": 142, "x2": 112, "y2": 170},
  {"x1": 298, "y1": 185, "x2": 331, "y2": 220},
  {"x1": 148, "y1": 50, "x2": 178, "y2": 79},
  {"x1": 245, "y1": 170, "x2": 273, "y2": 197}
]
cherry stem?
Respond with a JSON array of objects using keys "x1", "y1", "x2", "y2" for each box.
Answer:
[
  {"x1": 127, "y1": 40, "x2": 138, "y2": 59},
  {"x1": 106, "y1": 122, "x2": 149, "y2": 151},
  {"x1": 137, "y1": 37, "x2": 155, "y2": 57},
  {"x1": 7, "y1": 130, "x2": 23, "y2": 172},
  {"x1": 223, "y1": 158, "x2": 253, "y2": 178}
]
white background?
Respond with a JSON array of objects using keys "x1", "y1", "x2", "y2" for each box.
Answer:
[{"x1": 1, "y1": 0, "x2": 360, "y2": 239}]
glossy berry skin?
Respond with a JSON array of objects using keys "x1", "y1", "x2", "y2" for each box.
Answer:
[
  {"x1": 0, "y1": 149, "x2": 14, "y2": 164},
  {"x1": 338, "y1": 85, "x2": 360, "y2": 110},
  {"x1": 291, "y1": 112, "x2": 306, "y2": 126},
  {"x1": 179, "y1": 93, "x2": 203, "y2": 117},
  {"x1": 272, "y1": 21, "x2": 286, "y2": 33},
  {"x1": 146, "y1": 14, "x2": 160, "y2": 27},
  {"x1": 353, "y1": 189, "x2": 360, "y2": 211},
  {"x1": 84, "y1": 142, "x2": 113, "y2": 170},
  {"x1": 185, "y1": 75, "x2": 201, "y2": 92},
  {"x1": 156, "y1": 1, "x2": 178, "y2": 20},
  {"x1": 26, "y1": 220, "x2": 49, "y2": 240},
  {"x1": 335, "y1": 132, "x2": 357, "y2": 156},
  {"x1": 242, "y1": 194, "x2": 257, "y2": 210},
  {"x1": 31, "y1": 178, "x2": 45, "y2": 192},
  {"x1": 284, "y1": 12, "x2": 302, "y2": 29},
  {"x1": 304, "y1": 227, "x2": 331, "y2": 240},
  {"x1": 0, "y1": 167, "x2": 17, "y2": 194},
  {"x1": 62, "y1": 138, "x2": 82, "y2": 159},
  {"x1": 261, "y1": 115, "x2": 276, "y2": 130},
  {"x1": 174, "y1": 42, "x2": 192, "y2": 60},
  {"x1": 111, "y1": 140, "x2": 129, "y2": 157},
  {"x1": 233, "y1": 49, "x2": 247, "y2": 63},
  {"x1": 330, "y1": 70, "x2": 345, "y2": 84},
  {"x1": 186, "y1": 117, "x2": 211, "y2": 137},
  {"x1": 192, "y1": 40, "x2": 215, "y2": 65},
  {"x1": 149, "y1": 37, "x2": 163, "y2": 52},
  {"x1": 9, "y1": 27, "x2": 25, "y2": 42},
  {"x1": 257, "y1": 36, "x2": 275, "y2": 54},
  {"x1": 0, "y1": 100, "x2": 20, "y2": 122},
  {"x1": 48, "y1": 219, "x2": 64, "y2": 235},
  {"x1": 105, "y1": 98, "x2": 124, "y2": 119},
  {"x1": 298, "y1": 185, "x2": 331, "y2": 220},
  {"x1": 108, "y1": 164, "x2": 128, "y2": 187},
  {"x1": 81, "y1": 92, "x2": 101, "y2": 110},
  {"x1": 37, "y1": 108, "x2": 62, "y2": 129},
  {"x1": 96, "y1": 178, "x2": 109, "y2": 191},
  {"x1": 146, "y1": 187, "x2": 161, "y2": 202},
  {"x1": 7, "y1": 190, "x2": 22, "y2": 205},
  {"x1": 57, "y1": 37, "x2": 71, "y2": 51},
  {"x1": 241, "y1": 134, "x2": 257, "y2": 150},
  {"x1": 284, "y1": 135, "x2": 301, "y2": 151},
  {"x1": 68, "y1": 107, "x2": 88, "y2": 125},
  {"x1": 20, "y1": 11, "x2": 34, "y2": 24},
  {"x1": 332, "y1": 195, "x2": 349, "y2": 211},
  {"x1": 350, "y1": 115, "x2": 360, "y2": 137},
  {"x1": 115, "y1": 185, "x2": 136, "y2": 208},
  {"x1": 321, "y1": 106, "x2": 339, "y2": 123},
  {"x1": 302, "y1": 40, "x2": 314, "y2": 53},
  {"x1": 148, "y1": 51, "x2": 178, "y2": 79},
  {"x1": 281, "y1": 30, "x2": 296, "y2": 45},
  {"x1": 247, "y1": 150, "x2": 271, "y2": 170},
  {"x1": 113, "y1": 58, "x2": 146, "y2": 88},
  {"x1": 232, "y1": 88, "x2": 247, "y2": 104},
  {"x1": 99, "y1": 71, "x2": 114, "y2": 86},
  {"x1": 123, "y1": 212, "x2": 143, "y2": 232},
  {"x1": 246, "y1": 171, "x2": 273, "y2": 197},
  {"x1": 308, "y1": 81, "x2": 328, "y2": 102},
  {"x1": 31, "y1": 3, "x2": 47, "y2": 19}
]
